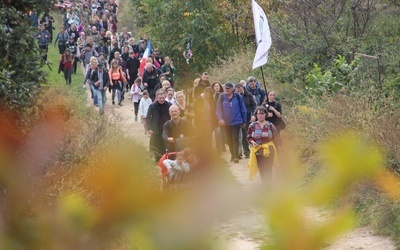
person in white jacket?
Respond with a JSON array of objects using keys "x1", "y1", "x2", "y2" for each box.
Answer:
[
  {"x1": 130, "y1": 77, "x2": 146, "y2": 122},
  {"x1": 162, "y1": 151, "x2": 190, "y2": 183},
  {"x1": 138, "y1": 90, "x2": 153, "y2": 134}
]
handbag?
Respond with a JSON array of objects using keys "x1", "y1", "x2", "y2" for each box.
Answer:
[
  {"x1": 58, "y1": 56, "x2": 64, "y2": 74},
  {"x1": 276, "y1": 117, "x2": 286, "y2": 130}
]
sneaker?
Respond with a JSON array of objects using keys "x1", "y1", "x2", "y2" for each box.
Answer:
[
  {"x1": 233, "y1": 158, "x2": 239, "y2": 163},
  {"x1": 82, "y1": 84, "x2": 86, "y2": 89},
  {"x1": 135, "y1": 116, "x2": 138, "y2": 122},
  {"x1": 118, "y1": 102, "x2": 122, "y2": 106},
  {"x1": 245, "y1": 155, "x2": 250, "y2": 158}
]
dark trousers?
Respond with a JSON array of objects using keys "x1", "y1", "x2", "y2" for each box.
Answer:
[
  {"x1": 39, "y1": 45, "x2": 48, "y2": 62},
  {"x1": 225, "y1": 124, "x2": 241, "y2": 160},
  {"x1": 133, "y1": 99, "x2": 140, "y2": 117},
  {"x1": 148, "y1": 88, "x2": 155, "y2": 101},
  {"x1": 241, "y1": 123, "x2": 250, "y2": 157},
  {"x1": 257, "y1": 145, "x2": 275, "y2": 184},
  {"x1": 73, "y1": 56, "x2": 78, "y2": 73},
  {"x1": 47, "y1": 28, "x2": 53, "y2": 43},
  {"x1": 58, "y1": 44, "x2": 66, "y2": 54},
  {"x1": 128, "y1": 74, "x2": 137, "y2": 90},
  {"x1": 150, "y1": 133, "x2": 165, "y2": 162},
  {"x1": 63, "y1": 68, "x2": 73, "y2": 85}
]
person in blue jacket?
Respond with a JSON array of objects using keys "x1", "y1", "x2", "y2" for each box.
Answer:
[{"x1": 216, "y1": 82, "x2": 247, "y2": 163}]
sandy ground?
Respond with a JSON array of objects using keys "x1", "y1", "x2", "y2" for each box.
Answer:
[{"x1": 84, "y1": 85, "x2": 396, "y2": 249}]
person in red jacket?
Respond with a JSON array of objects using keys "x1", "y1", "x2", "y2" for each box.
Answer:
[{"x1": 59, "y1": 48, "x2": 74, "y2": 86}]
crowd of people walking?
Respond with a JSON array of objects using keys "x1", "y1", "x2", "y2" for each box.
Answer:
[{"x1": 36, "y1": 0, "x2": 285, "y2": 184}]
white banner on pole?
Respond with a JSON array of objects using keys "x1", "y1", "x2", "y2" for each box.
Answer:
[{"x1": 252, "y1": 0, "x2": 272, "y2": 69}]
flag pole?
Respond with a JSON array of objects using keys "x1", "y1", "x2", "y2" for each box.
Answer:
[
  {"x1": 260, "y1": 66, "x2": 267, "y2": 93},
  {"x1": 185, "y1": 63, "x2": 188, "y2": 97},
  {"x1": 183, "y1": 37, "x2": 192, "y2": 97}
]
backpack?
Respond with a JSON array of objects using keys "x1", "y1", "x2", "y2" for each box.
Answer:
[{"x1": 219, "y1": 92, "x2": 241, "y2": 108}]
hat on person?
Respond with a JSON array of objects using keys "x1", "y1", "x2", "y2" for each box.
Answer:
[{"x1": 224, "y1": 82, "x2": 234, "y2": 89}]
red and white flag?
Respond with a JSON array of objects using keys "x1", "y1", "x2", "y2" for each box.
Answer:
[{"x1": 139, "y1": 40, "x2": 152, "y2": 76}]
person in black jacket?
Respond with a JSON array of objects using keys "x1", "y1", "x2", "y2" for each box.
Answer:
[
  {"x1": 108, "y1": 42, "x2": 121, "y2": 65},
  {"x1": 193, "y1": 87, "x2": 218, "y2": 149},
  {"x1": 125, "y1": 51, "x2": 140, "y2": 91},
  {"x1": 143, "y1": 63, "x2": 162, "y2": 100},
  {"x1": 235, "y1": 84, "x2": 256, "y2": 158},
  {"x1": 162, "y1": 105, "x2": 194, "y2": 152},
  {"x1": 90, "y1": 63, "x2": 110, "y2": 114},
  {"x1": 262, "y1": 90, "x2": 283, "y2": 134},
  {"x1": 146, "y1": 90, "x2": 171, "y2": 162},
  {"x1": 193, "y1": 72, "x2": 210, "y2": 100}
]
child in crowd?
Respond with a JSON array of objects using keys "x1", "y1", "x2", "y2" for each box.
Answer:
[
  {"x1": 138, "y1": 90, "x2": 152, "y2": 135},
  {"x1": 162, "y1": 151, "x2": 190, "y2": 183}
]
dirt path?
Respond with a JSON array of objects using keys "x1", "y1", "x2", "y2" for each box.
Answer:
[{"x1": 84, "y1": 86, "x2": 395, "y2": 249}]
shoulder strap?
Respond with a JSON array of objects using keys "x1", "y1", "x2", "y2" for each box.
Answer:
[
  {"x1": 235, "y1": 92, "x2": 241, "y2": 104},
  {"x1": 219, "y1": 93, "x2": 224, "y2": 107}
]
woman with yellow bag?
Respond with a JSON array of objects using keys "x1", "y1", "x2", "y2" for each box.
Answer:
[{"x1": 246, "y1": 106, "x2": 279, "y2": 184}]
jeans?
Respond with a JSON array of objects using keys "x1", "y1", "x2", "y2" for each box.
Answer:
[
  {"x1": 121, "y1": 87, "x2": 125, "y2": 101},
  {"x1": 94, "y1": 88, "x2": 106, "y2": 112},
  {"x1": 111, "y1": 88, "x2": 122, "y2": 104},
  {"x1": 224, "y1": 124, "x2": 241, "y2": 160},
  {"x1": 90, "y1": 84, "x2": 98, "y2": 105}
]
